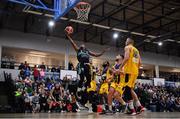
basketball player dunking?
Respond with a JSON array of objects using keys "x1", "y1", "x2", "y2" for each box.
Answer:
[{"x1": 65, "y1": 28, "x2": 109, "y2": 90}]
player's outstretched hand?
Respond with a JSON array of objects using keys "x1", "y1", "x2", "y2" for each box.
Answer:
[{"x1": 64, "y1": 29, "x2": 69, "y2": 36}]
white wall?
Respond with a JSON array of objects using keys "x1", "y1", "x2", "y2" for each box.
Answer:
[
  {"x1": 0, "y1": 29, "x2": 180, "y2": 68},
  {"x1": 141, "y1": 52, "x2": 180, "y2": 68}
]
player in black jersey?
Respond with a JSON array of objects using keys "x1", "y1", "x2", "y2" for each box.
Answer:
[{"x1": 65, "y1": 31, "x2": 109, "y2": 89}]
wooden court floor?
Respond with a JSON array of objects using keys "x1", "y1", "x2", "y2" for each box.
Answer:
[{"x1": 0, "y1": 112, "x2": 180, "y2": 119}]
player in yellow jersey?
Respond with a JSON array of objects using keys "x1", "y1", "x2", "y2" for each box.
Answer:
[
  {"x1": 86, "y1": 70, "x2": 97, "y2": 112},
  {"x1": 103, "y1": 55, "x2": 127, "y2": 114},
  {"x1": 119, "y1": 38, "x2": 145, "y2": 115},
  {"x1": 99, "y1": 61, "x2": 113, "y2": 111}
]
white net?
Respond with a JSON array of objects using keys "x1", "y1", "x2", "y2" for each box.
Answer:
[{"x1": 74, "y1": 2, "x2": 91, "y2": 21}]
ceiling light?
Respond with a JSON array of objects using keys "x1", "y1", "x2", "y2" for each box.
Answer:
[
  {"x1": 48, "y1": 20, "x2": 55, "y2": 27},
  {"x1": 158, "y1": 42, "x2": 163, "y2": 46},
  {"x1": 113, "y1": 33, "x2": 119, "y2": 39}
]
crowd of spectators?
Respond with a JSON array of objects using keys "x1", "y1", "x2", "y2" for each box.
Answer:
[
  {"x1": 14, "y1": 76, "x2": 80, "y2": 113},
  {"x1": 14, "y1": 77, "x2": 180, "y2": 113},
  {"x1": 1, "y1": 60, "x2": 179, "y2": 113},
  {"x1": 135, "y1": 83, "x2": 180, "y2": 112},
  {"x1": 14, "y1": 61, "x2": 80, "y2": 113},
  {"x1": 1, "y1": 58, "x2": 180, "y2": 83},
  {"x1": 18, "y1": 61, "x2": 62, "y2": 81},
  {"x1": 14, "y1": 72, "x2": 180, "y2": 113},
  {"x1": 160, "y1": 72, "x2": 180, "y2": 82}
]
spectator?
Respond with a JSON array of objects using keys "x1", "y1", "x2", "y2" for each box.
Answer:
[
  {"x1": 40, "y1": 69, "x2": 45, "y2": 80},
  {"x1": 51, "y1": 66, "x2": 56, "y2": 72},
  {"x1": 50, "y1": 83, "x2": 64, "y2": 102},
  {"x1": 38, "y1": 83, "x2": 45, "y2": 94},
  {"x1": 24, "y1": 92, "x2": 32, "y2": 113},
  {"x1": 24, "y1": 77, "x2": 33, "y2": 87},
  {"x1": 15, "y1": 88, "x2": 25, "y2": 112},
  {"x1": 40, "y1": 62, "x2": 46, "y2": 70},
  {"x1": 70, "y1": 92, "x2": 79, "y2": 112},
  {"x1": 48, "y1": 83, "x2": 64, "y2": 112},
  {"x1": 24, "y1": 67, "x2": 31, "y2": 78},
  {"x1": 39, "y1": 91, "x2": 48, "y2": 112},
  {"x1": 19, "y1": 63, "x2": 25, "y2": 70},
  {"x1": 19, "y1": 69, "x2": 25, "y2": 80},
  {"x1": 31, "y1": 92, "x2": 40, "y2": 113},
  {"x1": 56, "y1": 66, "x2": 60, "y2": 73},
  {"x1": 46, "y1": 78, "x2": 53, "y2": 91},
  {"x1": 24, "y1": 61, "x2": 30, "y2": 70},
  {"x1": 174, "y1": 97, "x2": 180, "y2": 111},
  {"x1": 68, "y1": 61, "x2": 74, "y2": 70},
  {"x1": 47, "y1": 94, "x2": 57, "y2": 113},
  {"x1": 33, "y1": 65, "x2": 39, "y2": 82}
]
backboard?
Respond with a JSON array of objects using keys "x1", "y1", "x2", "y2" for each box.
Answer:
[{"x1": 8, "y1": 0, "x2": 80, "y2": 20}]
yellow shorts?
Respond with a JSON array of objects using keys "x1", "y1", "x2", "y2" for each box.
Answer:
[
  {"x1": 110, "y1": 82, "x2": 117, "y2": 89},
  {"x1": 125, "y1": 74, "x2": 138, "y2": 88},
  {"x1": 115, "y1": 84, "x2": 125, "y2": 96},
  {"x1": 99, "y1": 83, "x2": 109, "y2": 94},
  {"x1": 115, "y1": 76, "x2": 125, "y2": 95},
  {"x1": 87, "y1": 87, "x2": 96, "y2": 92}
]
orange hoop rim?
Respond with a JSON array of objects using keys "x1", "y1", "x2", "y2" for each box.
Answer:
[
  {"x1": 77, "y1": 2, "x2": 90, "y2": 6},
  {"x1": 75, "y1": 2, "x2": 91, "y2": 10}
]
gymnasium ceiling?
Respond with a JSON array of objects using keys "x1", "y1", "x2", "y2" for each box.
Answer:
[{"x1": 0, "y1": 0, "x2": 180, "y2": 56}]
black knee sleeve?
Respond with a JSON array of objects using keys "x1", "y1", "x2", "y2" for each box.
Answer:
[{"x1": 124, "y1": 86, "x2": 133, "y2": 101}]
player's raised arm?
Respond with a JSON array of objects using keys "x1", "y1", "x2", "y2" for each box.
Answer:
[
  {"x1": 89, "y1": 48, "x2": 110, "y2": 57},
  {"x1": 65, "y1": 26, "x2": 79, "y2": 52}
]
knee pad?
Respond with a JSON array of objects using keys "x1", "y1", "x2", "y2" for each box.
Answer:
[{"x1": 124, "y1": 86, "x2": 133, "y2": 101}]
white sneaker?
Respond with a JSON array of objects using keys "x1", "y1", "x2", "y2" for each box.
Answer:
[
  {"x1": 82, "y1": 87, "x2": 86, "y2": 91},
  {"x1": 131, "y1": 112, "x2": 137, "y2": 115},
  {"x1": 88, "y1": 108, "x2": 93, "y2": 113},
  {"x1": 77, "y1": 88, "x2": 82, "y2": 92},
  {"x1": 76, "y1": 109, "x2": 81, "y2": 112}
]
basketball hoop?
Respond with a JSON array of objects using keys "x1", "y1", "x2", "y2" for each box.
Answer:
[{"x1": 74, "y1": 2, "x2": 91, "y2": 21}]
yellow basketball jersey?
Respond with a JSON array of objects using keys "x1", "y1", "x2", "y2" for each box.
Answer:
[
  {"x1": 124, "y1": 44, "x2": 140, "y2": 75},
  {"x1": 106, "y1": 68, "x2": 112, "y2": 79}
]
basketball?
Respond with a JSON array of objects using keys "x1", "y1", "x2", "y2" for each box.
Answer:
[{"x1": 65, "y1": 26, "x2": 74, "y2": 34}]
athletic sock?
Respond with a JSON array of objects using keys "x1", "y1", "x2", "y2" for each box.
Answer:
[
  {"x1": 109, "y1": 105, "x2": 112, "y2": 111},
  {"x1": 122, "y1": 101, "x2": 126, "y2": 106},
  {"x1": 128, "y1": 100, "x2": 135, "y2": 110},
  {"x1": 88, "y1": 104, "x2": 92, "y2": 111},
  {"x1": 135, "y1": 100, "x2": 141, "y2": 107},
  {"x1": 102, "y1": 104, "x2": 106, "y2": 110}
]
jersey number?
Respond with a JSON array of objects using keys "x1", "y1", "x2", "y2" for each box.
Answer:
[{"x1": 133, "y1": 50, "x2": 139, "y2": 63}]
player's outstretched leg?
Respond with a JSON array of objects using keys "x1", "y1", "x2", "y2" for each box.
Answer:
[{"x1": 131, "y1": 89, "x2": 146, "y2": 114}]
